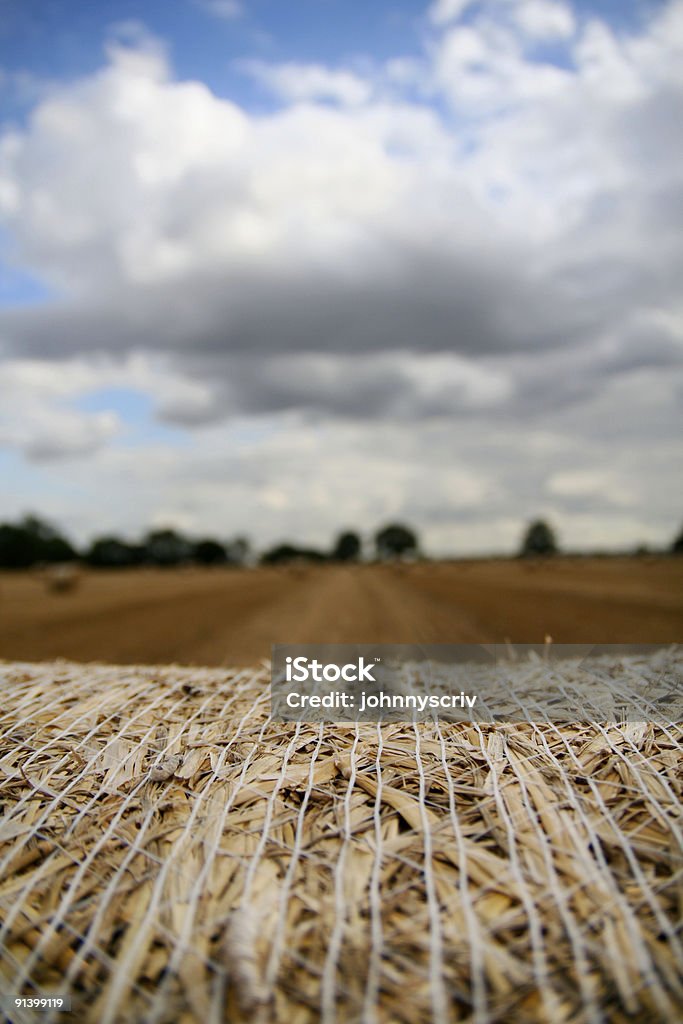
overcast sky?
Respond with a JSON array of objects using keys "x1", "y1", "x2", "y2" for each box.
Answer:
[{"x1": 0, "y1": 0, "x2": 681, "y2": 554}]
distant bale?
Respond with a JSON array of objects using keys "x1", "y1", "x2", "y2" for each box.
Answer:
[{"x1": 43, "y1": 562, "x2": 81, "y2": 594}]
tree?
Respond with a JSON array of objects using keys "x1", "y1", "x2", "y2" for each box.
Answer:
[
  {"x1": 261, "y1": 544, "x2": 327, "y2": 565},
  {"x1": 375, "y1": 523, "x2": 418, "y2": 560},
  {"x1": 143, "y1": 528, "x2": 192, "y2": 566},
  {"x1": 0, "y1": 515, "x2": 77, "y2": 568},
  {"x1": 23, "y1": 514, "x2": 77, "y2": 562},
  {"x1": 672, "y1": 524, "x2": 683, "y2": 554},
  {"x1": 520, "y1": 519, "x2": 558, "y2": 557},
  {"x1": 332, "y1": 530, "x2": 361, "y2": 562},
  {"x1": 193, "y1": 538, "x2": 227, "y2": 565},
  {"x1": 0, "y1": 523, "x2": 36, "y2": 568},
  {"x1": 86, "y1": 536, "x2": 138, "y2": 568},
  {"x1": 41, "y1": 534, "x2": 78, "y2": 562}
]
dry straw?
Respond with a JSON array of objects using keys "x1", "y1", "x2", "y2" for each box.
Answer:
[{"x1": 0, "y1": 656, "x2": 681, "y2": 1023}]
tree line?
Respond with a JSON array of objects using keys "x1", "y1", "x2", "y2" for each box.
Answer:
[
  {"x1": 0, "y1": 516, "x2": 418, "y2": 568},
  {"x1": 0, "y1": 514, "x2": 681, "y2": 570},
  {"x1": 0, "y1": 520, "x2": 421, "y2": 569}
]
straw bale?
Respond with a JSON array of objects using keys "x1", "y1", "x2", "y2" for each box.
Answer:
[{"x1": 0, "y1": 657, "x2": 681, "y2": 1023}]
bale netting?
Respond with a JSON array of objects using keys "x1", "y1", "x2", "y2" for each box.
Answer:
[{"x1": 0, "y1": 657, "x2": 681, "y2": 1023}]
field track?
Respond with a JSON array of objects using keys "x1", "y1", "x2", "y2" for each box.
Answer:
[{"x1": 1, "y1": 557, "x2": 681, "y2": 665}]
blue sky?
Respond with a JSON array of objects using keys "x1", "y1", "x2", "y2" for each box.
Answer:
[
  {"x1": 1, "y1": 0, "x2": 430, "y2": 123},
  {"x1": 0, "y1": 0, "x2": 681, "y2": 552},
  {"x1": 0, "y1": 0, "x2": 661, "y2": 127}
]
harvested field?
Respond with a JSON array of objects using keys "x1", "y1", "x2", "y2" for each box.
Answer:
[
  {"x1": 0, "y1": 557, "x2": 681, "y2": 666},
  {"x1": 1, "y1": 656, "x2": 682, "y2": 1023}
]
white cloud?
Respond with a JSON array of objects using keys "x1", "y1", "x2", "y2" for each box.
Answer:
[
  {"x1": 3, "y1": 378, "x2": 677, "y2": 552},
  {"x1": 513, "y1": 0, "x2": 575, "y2": 40},
  {"x1": 429, "y1": 0, "x2": 477, "y2": 27},
  {"x1": 429, "y1": 0, "x2": 575, "y2": 38},
  {"x1": 0, "y1": 360, "x2": 121, "y2": 460},
  {"x1": 432, "y1": 20, "x2": 573, "y2": 116},
  {"x1": 546, "y1": 469, "x2": 635, "y2": 507},
  {"x1": 241, "y1": 60, "x2": 372, "y2": 106}
]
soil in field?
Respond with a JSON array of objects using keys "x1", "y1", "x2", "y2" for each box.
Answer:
[{"x1": 0, "y1": 557, "x2": 681, "y2": 666}]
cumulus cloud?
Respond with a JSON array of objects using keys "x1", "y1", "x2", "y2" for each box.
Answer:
[
  {"x1": 429, "y1": 0, "x2": 477, "y2": 27},
  {"x1": 512, "y1": 0, "x2": 575, "y2": 40},
  {"x1": 3, "y1": 381, "x2": 677, "y2": 552},
  {"x1": 0, "y1": 360, "x2": 121, "y2": 460},
  {"x1": 547, "y1": 468, "x2": 634, "y2": 506},
  {"x1": 0, "y1": 1, "x2": 681, "y2": 548},
  {"x1": 241, "y1": 60, "x2": 373, "y2": 106}
]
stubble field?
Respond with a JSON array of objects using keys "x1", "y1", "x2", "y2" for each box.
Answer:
[{"x1": 1, "y1": 556, "x2": 681, "y2": 666}]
